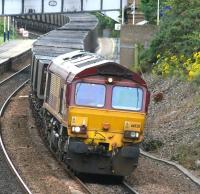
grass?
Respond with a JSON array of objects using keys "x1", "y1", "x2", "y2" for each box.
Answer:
[
  {"x1": 171, "y1": 141, "x2": 200, "y2": 170},
  {"x1": 0, "y1": 31, "x2": 19, "y2": 45},
  {"x1": 0, "y1": 36, "x2": 4, "y2": 45}
]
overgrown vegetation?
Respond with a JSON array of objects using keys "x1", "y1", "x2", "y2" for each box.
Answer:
[
  {"x1": 140, "y1": 0, "x2": 200, "y2": 80},
  {"x1": 93, "y1": 12, "x2": 120, "y2": 37}
]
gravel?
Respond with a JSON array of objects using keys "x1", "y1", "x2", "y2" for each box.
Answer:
[
  {"x1": 0, "y1": 68, "x2": 30, "y2": 193},
  {"x1": 126, "y1": 155, "x2": 200, "y2": 194},
  {"x1": 123, "y1": 74, "x2": 200, "y2": 194},
  {"x1": 142, "y1": 75, "x2": 200, "y2": 173},
  {"x1": 1, "y1": 87, "x2": 87, "y2": 194},
  {"x1": 0, "y1": 146, "x2": 25, "y2": 193},
  {"x1": 86, "y1": 183, "x2": 130, "y2": 194}
]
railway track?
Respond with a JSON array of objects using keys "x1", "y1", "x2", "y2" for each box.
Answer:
[
  {"x1": 0, "y1": 66, "x2": 31, "y2": 193},
  {"x1": 0, "y1": 65, "x2": 30, "y2": 108},
  {"x1": 70, "y1": 170, "x2": 139, "y2": 194},
  {"x1": 62, "y1": 170, "x2": 139, "y2": 194},
  {"x1": 85, "y1": 180, "x2": 139, "y2": 194}
]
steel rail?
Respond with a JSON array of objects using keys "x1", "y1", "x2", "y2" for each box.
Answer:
[
  {"x1": 122, "y1": 181, "x2": 139, "y2": 194},
  {"x1": 0, "y1": 80, "x2": 32, "y2": 194},
  {"x1": 0, "y1": 64, "x2": 30, "y2": 86},
  {"x1": 72, "y1": 175, "x2": 93, "y2": 194},
  {"x1": 140, "y1": 149, "x2": 200, "y2": 187}
]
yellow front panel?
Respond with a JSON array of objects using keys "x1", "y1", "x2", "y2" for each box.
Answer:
[{"x1": 68, "y1": 106, "x2": 146, "y2": 150}]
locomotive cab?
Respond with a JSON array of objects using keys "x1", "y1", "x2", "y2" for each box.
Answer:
[{"x1": 43, "y1": 51, "x2": 150, "y2": 176}]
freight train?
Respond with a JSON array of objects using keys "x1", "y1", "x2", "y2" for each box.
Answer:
[{"x1": 30, "y1": 13, "x2": 150, "y2": 177}]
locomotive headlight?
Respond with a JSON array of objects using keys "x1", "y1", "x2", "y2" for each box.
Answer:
[
  {"x1": 72, "y1": 126, "x2": 81, "y2": 133},
  {"x1": 124, "y1": 131, "x2": 140, "y2": 139},
  {"x1": 71, "y1": 125, "x2": 87, "y2": 134},
  {"x1": 108, "y1": 77, "x2": 113, "y2": 83},
  {"x1": 106, "y1": 77, "x2": 114, "y2": 84}
]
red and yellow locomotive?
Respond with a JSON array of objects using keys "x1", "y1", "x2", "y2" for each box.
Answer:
[{"x1": 32, "y1": 50, "x2": 150, "y2": 177}]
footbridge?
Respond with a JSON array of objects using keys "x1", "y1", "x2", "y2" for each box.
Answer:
[{"x1": 0, "y1": 0, "x2": 128, "y2": 15}]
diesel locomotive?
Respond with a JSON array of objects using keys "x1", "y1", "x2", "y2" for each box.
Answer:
[{"x1": 30, "y1": 13, "x2": 150, "y2": 177}]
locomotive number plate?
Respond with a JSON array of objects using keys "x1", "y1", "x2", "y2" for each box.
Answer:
[{"x1": 124, "y1": 121, "x2": 141, "y2": 131}]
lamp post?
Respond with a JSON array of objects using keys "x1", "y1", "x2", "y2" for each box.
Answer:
[
  {"x1": 157, "y1": 0, "x2": 160, "y2": 26},
  {"x1": 7, "y1": 16, "x2": 10, "y2": 41},
  {"x1": 122, "y1": 5, "x2": 124, "y2": 25},
  {"x1": 132, "y1": 0, "x2": 136, "y2": 25},
  {"x1": 12, "y1": 17, "x2": 15, "y2": 40},
  {"x1": 4, "y1": 17, "x2": 6, "y2": 42}
]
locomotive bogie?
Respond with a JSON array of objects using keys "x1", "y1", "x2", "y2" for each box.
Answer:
[{"x1": 62, "y1": 145, "x2": 140, "y2": 176}]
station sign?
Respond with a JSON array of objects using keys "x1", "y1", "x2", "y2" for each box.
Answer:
[
  {"x1": 19, "y1": 28, "x2": 24, "y2": 34},
  {"x1": 23, "y1": 30, "x2": 29, "y2": 38},
  {"x1": 115, "y1": 23, "x2": 121, "y2": 31}
]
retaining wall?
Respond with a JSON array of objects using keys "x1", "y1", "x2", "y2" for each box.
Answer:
[{"x1": 120, "y1": 24, "x2": 158, "y2": 68}]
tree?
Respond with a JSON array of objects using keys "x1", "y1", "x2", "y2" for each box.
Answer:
[{"x1": 140, "y1": 0, "x2": 200, "y2": 70}]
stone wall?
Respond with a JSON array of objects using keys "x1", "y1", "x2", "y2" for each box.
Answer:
[{"x1": 120, "y1": 24, "x2": 158, "y2": 67}]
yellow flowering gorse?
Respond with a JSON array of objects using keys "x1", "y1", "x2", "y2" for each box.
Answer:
[{"x1": 153, "y1": 51, "x2": 200, "y2": 80}]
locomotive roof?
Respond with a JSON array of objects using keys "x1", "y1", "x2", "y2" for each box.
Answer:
[{"x1": 49, "y1": 50, "x2": 147, "y2": 87}]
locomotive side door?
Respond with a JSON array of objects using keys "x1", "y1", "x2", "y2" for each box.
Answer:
[{"x1": 59, "y1": 84, "x2": 68, "y2": 122}]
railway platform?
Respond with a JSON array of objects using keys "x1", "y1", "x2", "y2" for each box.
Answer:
[{"x1": 0, "y1": 39, "x2": 35, "y2": 75}]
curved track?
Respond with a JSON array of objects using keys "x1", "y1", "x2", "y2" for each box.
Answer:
[
  {"x1": 0, "y1": 66, "x2": 31, "y2": 193},
  {"x1": 0, "y1": 65, "x2": 30, "y2": 108}
]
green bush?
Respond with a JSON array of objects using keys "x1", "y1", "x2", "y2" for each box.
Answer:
[
  {"x1": 140, "y1": 0, "x2": 171, "y2": 24},
  {"x1": 140, "y1": 0, "x2": 158, "y2": 23},
  {"x1": 93, "y1": 12, "x2": 120, "y2": 38}
]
